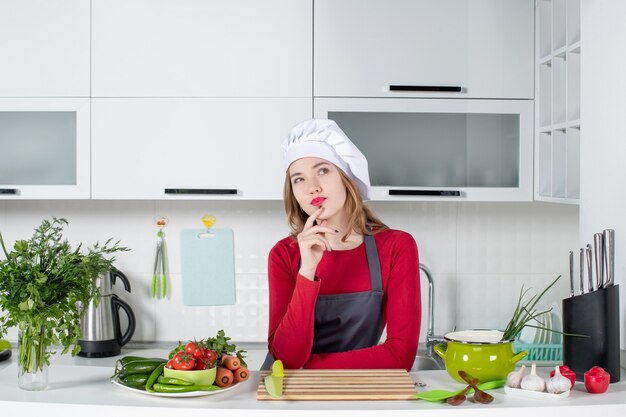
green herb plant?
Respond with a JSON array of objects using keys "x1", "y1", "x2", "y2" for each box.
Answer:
[
  {"x1": 501, "y1": 275, "x2": 561, "y2": 341},
  {"x1": 0, "y1": 217, "x2": 129, "y2": 376}
]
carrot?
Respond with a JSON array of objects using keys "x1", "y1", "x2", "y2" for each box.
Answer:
[
  {"x1": 233, "y1": 366, "x2": 249, "y2": 382},
  {"x1": 215, "y1": 367, "x2": 234, "y2": 387},
  {"x1": 221, "y1": 354, "x2": 240, "y2": 371}
]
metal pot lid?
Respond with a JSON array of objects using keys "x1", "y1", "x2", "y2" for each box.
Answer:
[{"x1": 444, "y1": 329, "x2": 511, "y2": 344}]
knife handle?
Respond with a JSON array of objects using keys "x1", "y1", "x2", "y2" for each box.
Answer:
[
  {"x1": 603, "y1": 229, "x2": 615, "y2": 287},
  {"x1": 569, "y1": 251, "x2": 574, "y2": 297},
  {"x1": 579, "y1": 249, "x2": 584, "y2": 296},
  {"x1": 594, "y1": 233, "x2": 604, "y2": 290},
  {"x1": 586, "y1": 244, "x2": 594, "y2": 292}
]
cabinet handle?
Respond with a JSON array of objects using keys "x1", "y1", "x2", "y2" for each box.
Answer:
[
  {"x1": 389, "y1": 85, "x2": 463, "y2": 93},
  {"x1": 389, "y1": 189, "x2": 461, "y2": 197},
  {"x1": 164, "y1": 188, "x2": 238, "y2": 195},
  {"x1": 0, "y1": 188, "x2": 18, "y2": 195}
]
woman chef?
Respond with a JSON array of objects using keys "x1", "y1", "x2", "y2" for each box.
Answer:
[{"x1": 263, "y1": 119, "x2": 421, "y2": 371}]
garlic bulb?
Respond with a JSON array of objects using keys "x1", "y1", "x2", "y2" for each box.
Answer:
[
  {"x1": 521, "y1": 363, "x2": 546, "y2": 392},
  {"x1": 546, "y1": 365, "x2": 571, "y2": 394},
  {"x1": 506, "y1": 365, "x2": 526, "y2": 388}
]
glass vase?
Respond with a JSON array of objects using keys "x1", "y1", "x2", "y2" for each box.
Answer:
[{"x1": 17, "y1": 324, "x2": 49, "y2": 391}]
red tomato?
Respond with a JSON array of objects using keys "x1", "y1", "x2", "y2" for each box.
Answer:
[
  {"x1": 203, "y1": 349, "x2": 217, "y2": 363},
  {"x1": 584, "y1": 366, "x2": 610, "y2": 394},
  {"x1": 165, "y1": 359, "x2": 175, "y2": 369},
  {"x1": 549, "y1": 365, "x2": 576, "y2": 390},
  {"x1": 173, "y1": 351, "x2": 195, "y2": 370},
  {"x1": 194, "y1": 359, "x2": 208, "y2": 370},
  {"x1": 185, "y1": 342, "x2": 199, "y2": 357}
]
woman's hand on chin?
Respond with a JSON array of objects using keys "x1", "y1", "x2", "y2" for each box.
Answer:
[{"x1": 297, "y1": 207, "x2": 338, "y2": 280}]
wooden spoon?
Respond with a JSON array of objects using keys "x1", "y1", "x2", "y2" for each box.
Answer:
[
  {"x1": 458, "y1": 370, "x2": 495, "y2": 404},
  {"x1": 446, "y1": 378, "x2": 478, "y2": 406}
]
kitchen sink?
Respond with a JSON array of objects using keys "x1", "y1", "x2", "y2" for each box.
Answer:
[{"x1": 411, "y1": 352, "x2": 444, "y2": 371}]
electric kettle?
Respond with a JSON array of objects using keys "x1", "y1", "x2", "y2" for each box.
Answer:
[{"x1": 78, "y1": 269, "x2": 136, "y2": 357}]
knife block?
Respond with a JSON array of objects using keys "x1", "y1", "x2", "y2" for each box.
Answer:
[{"x1": 562, "y1": 285, "x2": 620, "y2": 383}]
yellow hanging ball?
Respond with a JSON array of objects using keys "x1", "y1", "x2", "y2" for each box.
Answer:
[{"x1": 201, "y1": 215, "x2": 216, "y2": 229}]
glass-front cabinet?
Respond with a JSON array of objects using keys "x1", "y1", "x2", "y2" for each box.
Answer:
[
  {"x1": 0, "y1": 99, "x2": 90, "y2": 199},
  {"x1": 314, "y1": 98, "x2": 533, "y2": 201}
]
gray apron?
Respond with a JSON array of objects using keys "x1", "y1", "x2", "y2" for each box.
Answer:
[{"x1": 261, "y1": 235, "x2": 384, "y2": 369}]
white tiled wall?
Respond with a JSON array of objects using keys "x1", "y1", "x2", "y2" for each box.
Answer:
[{"x1": 0, "y1": 200, "x2": 578, "y2": 345}]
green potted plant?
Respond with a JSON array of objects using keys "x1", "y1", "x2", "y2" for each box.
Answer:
[{"x1": 0, "y1": 217, "x2": 128, "y2": 390}]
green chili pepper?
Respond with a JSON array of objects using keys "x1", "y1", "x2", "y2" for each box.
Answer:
[
  {"x1": 119, "y1": 380, "x2": 146, "y2": 390},
  {"x1": 152, "y1": 383, "x2": 222, "y2": 393},
  {"x1": 117, "y1": 356, "x2": 165, "y2": 368},
  {"x1": 122, "y1": 374, "x2": 150, "y2": 384},
  {"x1": 145, "y1": 363, "x2": 166, "y2": 393},
  {"x1": 117, "y1": 360, "x2": 167, "y2": 379},
  {"x1": 157, "y1": 375, "x2": 193, "y2": 386},
  {"x1": 118, "y1": 373, "x2": 150, "y2": 390}
]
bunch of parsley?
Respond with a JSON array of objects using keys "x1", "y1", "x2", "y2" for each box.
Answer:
[{"x1": 0, "y1": 217, "x2": 128, "y2": 373}]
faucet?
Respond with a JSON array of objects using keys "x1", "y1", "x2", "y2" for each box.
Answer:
[{"x1": 419, "y1": 263, "x2": 446, "y2": 369}]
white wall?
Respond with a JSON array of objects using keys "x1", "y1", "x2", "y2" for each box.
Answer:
[
  {"x1": 581, "y1": 1, "x2": 626, "y2": 350},
  {"x1": 0, "y1": 200, "x2": 578, "y2": 346}
]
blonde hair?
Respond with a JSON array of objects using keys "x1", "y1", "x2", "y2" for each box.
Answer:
[{"x1": 283, "y1": 169, "x2": 388, "y2": 242}]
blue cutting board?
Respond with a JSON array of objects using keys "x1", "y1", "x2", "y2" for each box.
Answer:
[{"x1": 180, "y1": 228, "x2": 236, "y2": 306}]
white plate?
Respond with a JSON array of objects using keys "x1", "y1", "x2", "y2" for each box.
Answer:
[
  {"x1": 541, "y1": 312, "x2": 552, "y2": 344},
  {"x1": 111, "y1": 377, "x2": 242, "y2": 398},
  {"x1": 519, "y1": 325, "x2": 537, "y2": 344},
  {"x1": 550, "y1": 302, "x2": 562, "y2": 344},
  {"x1": 504, "y1": 385, "x2": 570, "y2": 400}
]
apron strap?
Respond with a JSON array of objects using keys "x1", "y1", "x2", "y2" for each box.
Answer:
[{"x1": 364, "y1": 235, "x2": 382, "y2": 292}]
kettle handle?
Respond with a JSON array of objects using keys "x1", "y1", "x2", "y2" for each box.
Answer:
[
  {"x1": 111, "y1": 268, "x2": 132, "y2": 293},
  {"x1": 111, "y1": 294, "x2": 136, "y2": 347}
]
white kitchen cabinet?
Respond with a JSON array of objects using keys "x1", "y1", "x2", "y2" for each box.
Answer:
[
  {"x1": 92, "y1": 0, "x2": 312, "y2": 98},
  {"x1": 91, "y1": 98, "x2": 311, "y2": 200},
  {"x1": 0, "y1": 0, "x2": 90, "y2": 97},
  {"x1": 0, "y1": 98, "x2": 91, "y2": 199},
  {"x1": 314, "y1": 0, "x2": 534, "y2": 99},
  {"x1": 535, "y1": 0, "x2": 580, "y2": 204},
  {"x1": 315, "y1": 98, "x2": 534, "y2": 202}
]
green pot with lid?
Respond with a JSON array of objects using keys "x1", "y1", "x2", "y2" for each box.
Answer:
[{"x1": 434, "y1": 330, "x2": 528, "y2": 383}]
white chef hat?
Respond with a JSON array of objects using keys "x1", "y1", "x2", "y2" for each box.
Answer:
[{"x1": 282, "y1": 119, "x2": 371, "y2": 200}]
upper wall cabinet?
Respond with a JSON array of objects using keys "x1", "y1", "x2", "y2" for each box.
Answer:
[
  {"x1": 314, "y1": 0, "x2": 534, "y2": 99},
  {"x1": 92, "y1": 0, "x2": 312, "y2": 97},
  {"x1": 91, "y1": 98, "x2": 310, "y2": 200},
  {"x1": 0, "y1": 98, "x2": 91, "y2": 199},
  {"x1": 0, "y1": 0, "x2": 90, "y2": 97}
]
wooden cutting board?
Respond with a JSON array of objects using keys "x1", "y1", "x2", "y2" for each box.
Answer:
[{"x1": 257, "y1": 369, "x2": 417, "y2": 401}]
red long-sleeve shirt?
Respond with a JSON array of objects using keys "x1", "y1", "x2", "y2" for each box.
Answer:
[{"x1": 267, "y1": 229, "x2": 421, "y2": 371}]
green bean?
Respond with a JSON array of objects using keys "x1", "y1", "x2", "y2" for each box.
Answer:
[
  {"x1": 152, "y1": 383, "x2": 222, "y2": 393},
  {"x1": 145, "y1": 363, "x2": 166, "y2": 393},
  {"x1": 157, "y1": 375, "x2": 193, "y2": 386}
]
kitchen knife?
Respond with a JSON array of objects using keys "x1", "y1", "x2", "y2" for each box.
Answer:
[
  {"x1": 586, "y1": 244, "x2": 594, "y2": 292},
  {"x1": 594, "y1": 233, "x2": 604, "y2": 290},
  {"x1": 603, "y1": 229, "x2": 615, "y2": 287},
  {"x1": 579, "y1": 248, "x2": 585, "y2": 296},
  {"x1": 569, "y1": 250, "x2": 575, "y2": 297}
]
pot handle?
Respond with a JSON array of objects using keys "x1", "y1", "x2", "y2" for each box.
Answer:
[
  {"x1": 433, "y1": 343, "x2": 447, "y2": 360},
  {"x1": 510, "y1": 350, "x2": 528, "y2": 364}
]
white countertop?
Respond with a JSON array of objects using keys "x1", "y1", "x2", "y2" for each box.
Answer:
[{"x1": 1, "y1": 347, "x2": 626, "y2": 417}]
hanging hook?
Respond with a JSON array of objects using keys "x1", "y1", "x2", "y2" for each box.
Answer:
[{"x1": 198, "y1": 214, "x2": 216, "y2": 239}]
